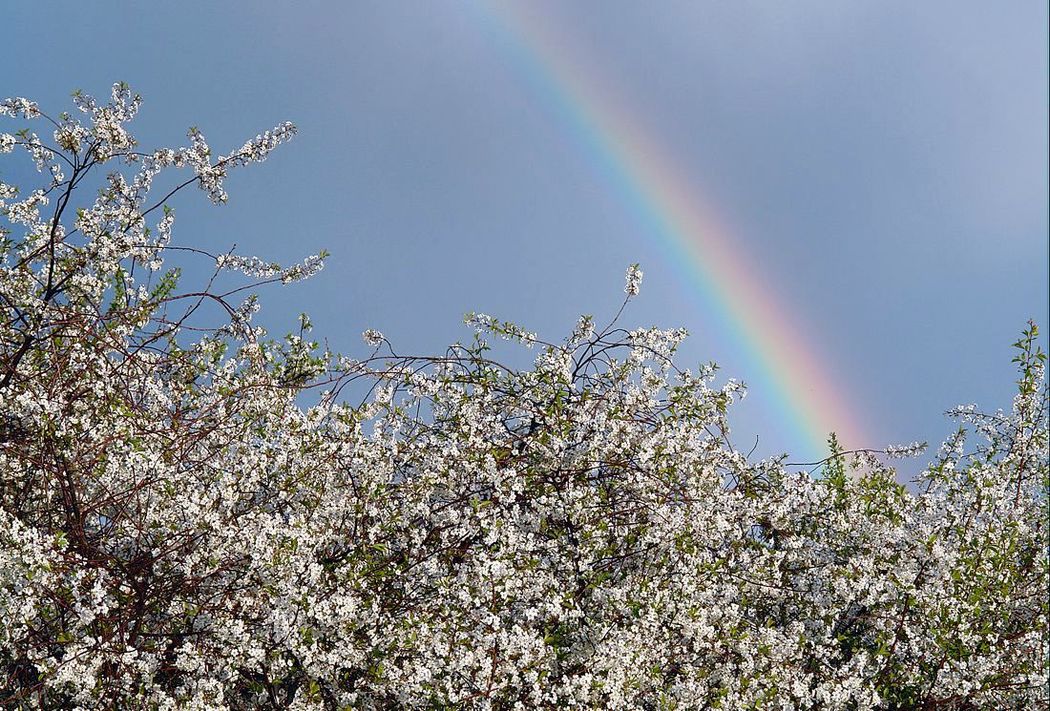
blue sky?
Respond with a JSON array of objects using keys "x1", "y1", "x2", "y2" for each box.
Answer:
[{"x1": 3, "y1": 2, "x2": 1047, "y2": 463}]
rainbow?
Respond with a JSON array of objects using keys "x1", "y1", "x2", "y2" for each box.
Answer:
[{"x1": 468, "y1": 1, "x2": 873, "y2": 458}]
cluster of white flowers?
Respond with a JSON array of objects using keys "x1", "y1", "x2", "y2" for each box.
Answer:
[
  {"x1": 362, "y1": 328, "x2": 385, "y2": 347},
  {"x1": 221, "y1": 121, "x2": 298, "y2": 168},
  {"x1": 567, "y1": 314, "x2": 595, "y2": 347},
  {"x1": 624, "y1": 263, "x2": 643, "y2": 297},
  {"x1": 2, "y1": 189, "x2": 47, "y2": 227},
  {"x1": 215, "y1": 253, "x2": 284, "y2": 279},
  {"x1": 464, "y1": 311, "x2": 538, "y2": 346},
  {"x1": 70, "y1": 83, "x2": 141, "y2": 159},
  {"x1": 216, "y1": 250, "x2": 328, "y2": 285},
  {"x1": 0, "y1": 96, "x2": 39, "y2": 118},
  {"x1": 21, "y1": 132, "x2": 54, "y2": 173},
  {"x1": 628, "y1": 325, "x2": 689, "y2": 363},
  {"x1": 883, "y1": 440, "x2": 928, "y2": 459},
  {"x1": 0, "y1": 87, "x2": 1046, "y2": 709}
]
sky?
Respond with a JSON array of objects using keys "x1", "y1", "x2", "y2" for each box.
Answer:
[{"x1": 2, "y1": 1, "x2": 1047, "y2": 464}]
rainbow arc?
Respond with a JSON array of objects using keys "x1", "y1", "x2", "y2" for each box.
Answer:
[{"x1": 470, "y1": 1, "x2": 874, "y2": 457}]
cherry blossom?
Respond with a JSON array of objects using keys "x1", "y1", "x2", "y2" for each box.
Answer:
[{"x1": 0, "y1": 86, "x2": 1046, "y2": 709}]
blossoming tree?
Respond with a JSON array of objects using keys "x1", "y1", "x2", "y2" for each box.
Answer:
[{"x1": 0, "y1": 86, "x2": 1046, "y2": 709}]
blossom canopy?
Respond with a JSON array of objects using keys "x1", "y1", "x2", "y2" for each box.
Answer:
[{"x1": 0, "y1": 86, "x2": 1046, "y2": 710}]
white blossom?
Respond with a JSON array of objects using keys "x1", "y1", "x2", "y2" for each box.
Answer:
[
  {"x1": 362, "y1": 329, "x2": 385, "y2": 347},
  {"x1": 624, "y1": 262, "x2": 643, "y2": 296},
  {"x1": 0, "y1": 86, "x2": 1045, "y2": 710},
  {"x1": 0, "y1": 96, "x2": 40, "y2": 118},
  {"x1": 884, "y1": 440, "x2": 928, "y2": 459}
]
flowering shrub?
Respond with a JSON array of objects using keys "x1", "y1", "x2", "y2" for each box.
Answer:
[{"x1": 0, "y1": 86, "x2": 1046, "y2": 710}]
